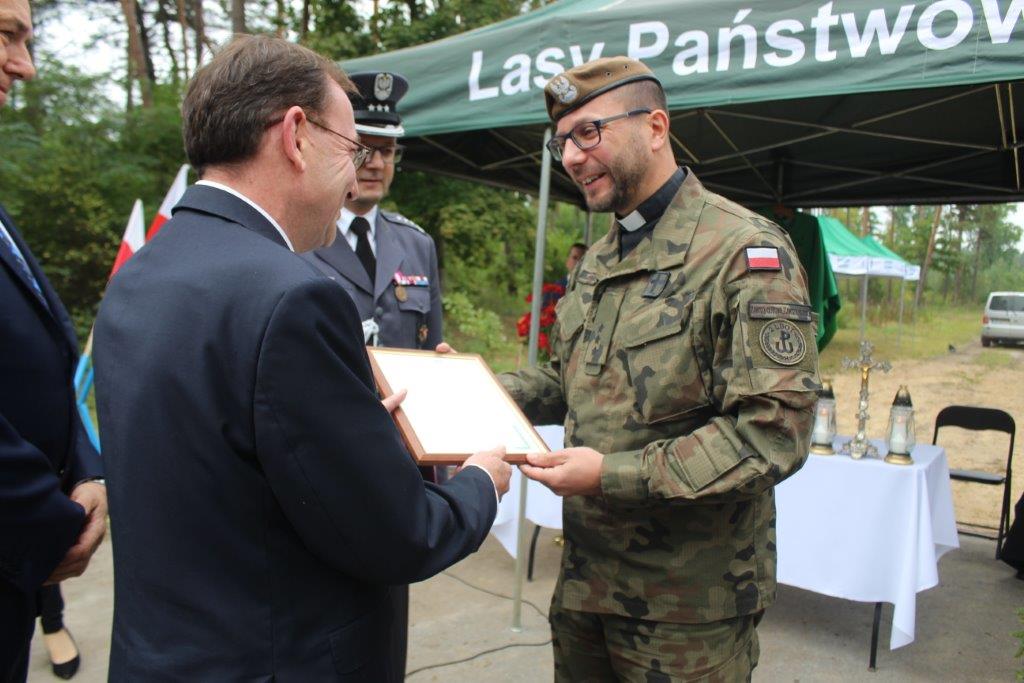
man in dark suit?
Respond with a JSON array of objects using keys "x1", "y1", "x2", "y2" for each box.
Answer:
[
  {"x1": 1, "y1": 1, "x2": 107, "y2": 679},
  {"x1": 92, "y1": 35, "x2": 509, "y2": 681}
]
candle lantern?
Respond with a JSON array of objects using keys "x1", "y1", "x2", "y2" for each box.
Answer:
[
  {"x1": 810, "y1": 378, "x2": 837, "y2": 455},
  {"x1": 885, "y1": 385, "x2": 916, "y2": 465}
]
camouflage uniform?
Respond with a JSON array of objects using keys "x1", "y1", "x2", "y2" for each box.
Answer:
[{"x1": 501, "y1": 170, "x2": 819, "y2": 679}]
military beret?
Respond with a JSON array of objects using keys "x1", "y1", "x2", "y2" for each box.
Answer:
[
  {"x1": 544, "y1": 56, "x2": 660, "y2": 121},
  {"x1": 349, "y1": 71, "x2": 408, "y2": 138}
]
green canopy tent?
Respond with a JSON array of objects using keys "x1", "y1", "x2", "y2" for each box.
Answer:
[
  {"x1": 345, "y1": 0, "x2": 1024, "y2": 206},
  {"x1": 341, "y1": 0, "x2": 1024, "y2": 626},
  {"x1": 862, "y1": 234, "x2": 920, "y2": 344},
  {"x1": 815, "y1": 215, "x2": 919, "y2": 341}
]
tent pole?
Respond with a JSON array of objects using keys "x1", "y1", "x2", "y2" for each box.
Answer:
[
  {"x1": 897, "y1": 279, "x2": 906, "y2": 350},
  {"x1": 584, "y1": 210, "x2": 593, "y2": 245},
  {"x1": 513, "y1": 127, "x2": 553, "y2": 632},
  {"x1": 860, "y1": 274, "x2": 868, "y2": 343}
]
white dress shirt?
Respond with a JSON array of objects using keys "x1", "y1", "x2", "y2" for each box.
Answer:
[
  {"x1": 195, "y1": 180, "x2": 295, "y2": 252},
  {"x1": 0, "y1": 213, "x2": 29, "y2": 264},
  {"x1": 338, "y1": 206, "x2": 379, "y2": 256}
]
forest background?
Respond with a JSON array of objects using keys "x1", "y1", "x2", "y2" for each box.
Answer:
[{"x1": 3, "y1": 0, "x2": 1023, "y2": 368}]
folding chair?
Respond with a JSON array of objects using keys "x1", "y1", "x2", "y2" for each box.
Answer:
[{"x1": 932, "y1": 405, "x2": 1016, "y2": 559}]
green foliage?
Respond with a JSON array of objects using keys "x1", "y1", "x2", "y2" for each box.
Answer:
[
  {"x1": 304, "y1": 0, "x2": 527, "y2": 57},
  {"x1": 388, "y1": 171, "x2": 536, "y2": 312},
  {"x1": 0, "y1": 58, "x2": 187, "y2": 341},
  {"x1": 818, "y1": 305, "x2": 982, "y2": 374},
  {"x1": 303, "y1": 0, "x2": 373, "y2": 59},
  {"x1": 442, "y1": 290, "x2": 512, "y2": 357}
]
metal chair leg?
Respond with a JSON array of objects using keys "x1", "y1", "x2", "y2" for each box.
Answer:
[
  {"x1": 869, "y1": 602, "x2": 882, "y2": 671},
  {"x1": 998, "y1": 478, "x2": 1011, "y2": 560},
  {"x1": 527, "y1": 524, "x2": 541, "y2": 582}
]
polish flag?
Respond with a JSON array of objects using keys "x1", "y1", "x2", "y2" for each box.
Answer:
[
  {"x1": 146, "y1": 164, "x2": 189, "y2": 239},
  {"x1": 109, "y1": 199, "x2": 145, "y2": 279},
  {"x1": 746, "y1": 247, "x2": 781, "y2": 270}
]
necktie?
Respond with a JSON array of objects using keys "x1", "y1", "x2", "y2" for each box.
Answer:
[
  {"x1": 350, "y1": 216, "x2": 376, "y2": 283},
  {"x1": 0, "y1": 226, "x2": 48, "y2": 305}
]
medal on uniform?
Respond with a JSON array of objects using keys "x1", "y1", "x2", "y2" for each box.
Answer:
[{"x1": 395, "y1": 284, "x2": 408, "y2": 302}]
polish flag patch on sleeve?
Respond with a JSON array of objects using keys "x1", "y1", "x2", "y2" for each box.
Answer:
[{"x1": 745, "y1": 246, "x2": 782, "y2": 271}]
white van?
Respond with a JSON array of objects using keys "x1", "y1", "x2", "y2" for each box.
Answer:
[{"x1": 982, "y1": 292, "x2": 1024, "y2": 346}]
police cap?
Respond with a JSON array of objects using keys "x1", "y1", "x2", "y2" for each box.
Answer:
[{"x1": 350, "y1": 71, "x2": 408, "y2": 138}]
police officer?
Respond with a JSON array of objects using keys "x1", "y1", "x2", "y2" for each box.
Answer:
[
  {"x1": 304, "y1": 71, "x2": 442, "y2": 679},
  {"x1": 307, "y1": 71, "x2": 441, "y2": 351},
  {"x1": 501, "y1": 57, "x2": 821, "y2": 680}
]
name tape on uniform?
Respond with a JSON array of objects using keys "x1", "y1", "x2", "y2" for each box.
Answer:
[
  {"x1": 748, "y1": 302, "x2": 812, "y2": 322},
  {"x1": 745, "y1": 246, "x2": 781, "y2": 271}
]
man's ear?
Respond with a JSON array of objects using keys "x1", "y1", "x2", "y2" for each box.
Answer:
[
  {"x1": 280, "y1": 106, "x2": 308, "y2": 172},
  {"x1": 648, "y1": 109, "x2": 670, "y2": 153}
]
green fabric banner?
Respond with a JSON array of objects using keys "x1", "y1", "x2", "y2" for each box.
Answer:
[{"x1": 759, "y1": 211, "x2": 842, "y2": 350}]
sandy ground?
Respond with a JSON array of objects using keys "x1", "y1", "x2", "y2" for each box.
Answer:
[{"x1": 827, "y1": 340, "x2": 1024, "y2": 533}]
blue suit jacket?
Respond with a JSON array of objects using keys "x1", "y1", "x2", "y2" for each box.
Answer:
[
  {"x1": 93, "y1": 185, "x2": 496, "y2": 681},
  {"x1": 0, "y1": 204, "x2": 102, "y2": 594}
]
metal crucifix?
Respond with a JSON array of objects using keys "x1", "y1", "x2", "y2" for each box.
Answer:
[{"x1": 839, "y1": 341, "x2": 891, "y2": 460}]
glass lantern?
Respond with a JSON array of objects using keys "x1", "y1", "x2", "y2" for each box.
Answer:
[
  {"x1": 810, "y1": 379, "x2": 837, "y2": 455},
  {"x1": 885, "y1": 385, "x2": 916, "y2": 465}
]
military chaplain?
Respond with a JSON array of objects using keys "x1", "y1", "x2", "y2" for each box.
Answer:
[
  {"x1": 502, "y1": 57, "x2": 820, "y2": 681},
  {"x1": 305, "y1": 71, "x2": 441, "y2": 352}
]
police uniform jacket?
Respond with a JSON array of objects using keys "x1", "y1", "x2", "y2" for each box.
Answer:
[
  {"x1": 306, "y1": 210, "x2": 442, "y2": 350},
  {"x1": 501, "y1": 170, "x2": 820, "y2": 625}
]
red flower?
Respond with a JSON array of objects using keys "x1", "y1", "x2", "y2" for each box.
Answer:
[
  {"x1": 539, "y1": 304, "x2": 556, "y2": 328},
  {"x1": 517, "y1": 282, "x2": 565, "y2": 359},
  {"x1": 516, "y1": 313, "x2": 530, "y2": 338}
]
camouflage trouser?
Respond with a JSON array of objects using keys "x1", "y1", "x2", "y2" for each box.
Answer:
[{"x1": 549, "y1": 602, "x2": 761, "y2": 682}]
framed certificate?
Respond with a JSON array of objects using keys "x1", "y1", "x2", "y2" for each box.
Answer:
[{"x1": 366, "y1": 348, "x2": 550, "y2": 465}]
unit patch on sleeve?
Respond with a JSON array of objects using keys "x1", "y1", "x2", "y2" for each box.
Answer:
[
  {"x1": 745, "y1": 246, "x2": 782, "y2": 271},
  {"x1": 758, "y1": 318, "x2": 807, "y2": 366}
]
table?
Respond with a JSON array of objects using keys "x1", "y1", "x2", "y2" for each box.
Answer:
[
  {"x1": 489, "y1": 429, "x2": 959, "y2": 655},
  {"x1": 775, "y1": 436, "x2": 959, "y2": 653},
  {"x1": 490, "y1": 425, "x2": 564, "y2": 558}
]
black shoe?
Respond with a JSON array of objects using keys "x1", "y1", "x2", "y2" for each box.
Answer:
[
  {"x1": 52, "y1": 654, "x2": 80, "y2": 680},
  {"x1": 46, "y1": 628, "x2": 80, "y2": 680}
]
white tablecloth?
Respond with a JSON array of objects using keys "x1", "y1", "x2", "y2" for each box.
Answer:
[
  {"x1": 489, "y1": 429, "x2": 959, "y2": 651},
  {"x1": 490, "y1": 425, "x2": 564, "y2": 557},
  {"x1": 775, "y1": 437, "x2": 959, "y2": 650}
]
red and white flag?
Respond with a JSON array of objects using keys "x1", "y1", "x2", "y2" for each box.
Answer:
[
  {"x1": 146, "y1": 164, "x2": 189, "y2": 239},
  {"x1": 109, "y1": 199, "x2": 145, "y2": 279},
  {"x1": 745, "y1": 246, "x2": 782, "y2": 271}
]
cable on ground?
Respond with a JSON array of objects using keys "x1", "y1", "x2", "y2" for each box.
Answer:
[{"x1": 404, "y1": 570, "x2": 552, "y2": 678}]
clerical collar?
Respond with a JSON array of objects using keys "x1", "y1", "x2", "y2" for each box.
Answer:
[{"x1": 616, "y1": 167, "x2": 687, "y2": 233}]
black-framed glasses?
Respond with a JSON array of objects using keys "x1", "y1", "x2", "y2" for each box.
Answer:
[
  {"x1": 365, "y1": 144, "x2": 405, "y2": 165},
  {"x1": 307, "y1": 118, "x2": 373, "y2": 169},
  {"x1": 546, "y1": 108, "x2": 651, "y2": 162},
  {"x1": 267, "y1": 114, "x2": 373, "y2": 169}
]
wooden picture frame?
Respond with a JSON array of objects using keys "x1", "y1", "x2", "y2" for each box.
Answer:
[{"x1": 366, "y1": 347, "x2": 549, "y2": 465}]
